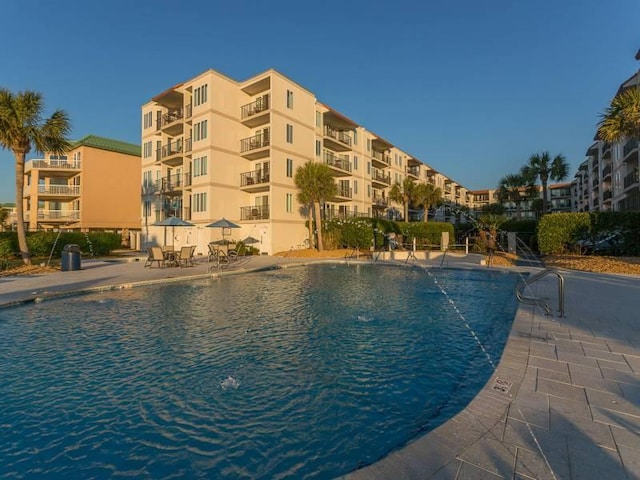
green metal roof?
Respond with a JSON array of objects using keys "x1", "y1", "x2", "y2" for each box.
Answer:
[{"x1": 72, "y1": 135, "x2": 141, "y2": 157}]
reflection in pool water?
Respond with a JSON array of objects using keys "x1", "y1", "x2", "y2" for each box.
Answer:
[{"x1": 0, "y1": 264, "x2": 519, "y2": 479}]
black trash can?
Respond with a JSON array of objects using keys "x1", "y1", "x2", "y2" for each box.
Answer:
[{"x1": 61, "y1": 244, "x2": 81, "y2": 271}]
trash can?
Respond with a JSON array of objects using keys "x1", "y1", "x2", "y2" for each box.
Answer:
[{"x1": 61, "y1": 244, "x2": 81, "y2": 271}]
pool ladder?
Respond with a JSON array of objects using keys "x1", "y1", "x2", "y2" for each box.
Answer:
[{"x1": 515, "y1": 269, "x2": 565, "y2": 317}]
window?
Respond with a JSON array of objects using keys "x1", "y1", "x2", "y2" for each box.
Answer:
[
  {"x1": 286, "y1": 90, "x2": 294, "y2": 109},
  {"x1": 315, "y1": 140, "x2": 321, "y2": 157},
  {"x1": 143, "y1": 111, "x2": 153, "y2": 129},
  {"x1": 143, "y1": 201, "x2": 151, "y2": 217},
  {"x1": 286, "y1": 193, "x2": 293, "y2": 213},
  {"x1": 194, "y1": 120, "x2": 208, "y2": 141},
  {"x1": 194, "y1": 84, "x2": 208, "y2": 107},
  {"x1": 143, "y1": 170, "x2": 153, "y2": 188},
  {"x1": 353, "y1": 156, "x2": 358, "y2": 171},
  {"x1": 193, "y1": 192, "x2": 207, "y2": 213},
  {"x1": 367, "y1": 161, "x2": 371, "y2": 175},
  {"x1": 286, "y1": 124, "x2": 293, "y2": 143},
  {"x1": 353, "y1": 130, "x2": 357, "y2": 145},
  {"x1": 143, "y1": 141, "x2": 152, "y2": 158},
  {"x1": 367, "y1": 138, "x2": 371, "y2": 151},
  {"x1": 316, "y1": 111, "x2": 322, "y2": 127},
  {"x1": 193, "y1": 156, "x2": 208, "y2": 177},
  {"x1": 367, "y1": 184, "x2": 371, "y2": 198},
  {"x1": 353, "y1": 180, "x2": 358, "y2": 195},
  {"x1": 286, "y1": 158, "x2": 293, "y2": 178}
]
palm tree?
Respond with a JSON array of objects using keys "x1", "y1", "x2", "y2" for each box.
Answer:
[
  {"x1": 521, "y1": 151, "x2": 568, "y2": 216},
  {"x1": 388, "y1": 177, "x2": 416, "y2": 221},
  {"x1": 497, "y1": 173, "x2": 528, "y2": 220},
  {"x1": 598, "y1": 86, "x2": 640, "y2": 142},
  {"x1": 0, "y1": 89, "x2": 71, "y2": 264},
  {"x1": 412, "y1": 182, "x2": 442, "y2": 223},
  {"x1": 294, "y1": 161, "x2": 337, "y2": 252}
]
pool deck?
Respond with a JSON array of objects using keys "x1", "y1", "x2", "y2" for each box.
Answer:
[{"x1": 1, "y1": 254, "x2": 639, "y2": 480}]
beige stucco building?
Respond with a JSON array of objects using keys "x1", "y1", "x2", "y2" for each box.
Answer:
[
  {"x1": 23, "y1": 135, "x2": 141, "y2": 232},
  {"x1": 142, "y1": 68, "x2": 471, "y2": 255}
]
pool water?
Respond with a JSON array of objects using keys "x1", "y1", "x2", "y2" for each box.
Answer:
[{"x1": 0, "y1": 264, "x2": 519, "y2": 479}]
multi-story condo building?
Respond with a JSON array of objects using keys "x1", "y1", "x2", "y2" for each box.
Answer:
[
  {"x1": 141, "y1": 68, "x2": 470, "y2": 255},
  {"x1": 23, "y1": 135, "x2": 141, "y2": 232},
  {"x1": 1, "y1": 203, "x2": 17, "y2": 231},
  {"x1": 472, "y1": 184, "x2": 571, "y2": 220},
  {"x1": 574, "y1": 70, "x2": 639, "y2": 212}
]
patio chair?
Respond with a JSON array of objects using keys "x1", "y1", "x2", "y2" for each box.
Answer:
[
  {"x1": 176, "y1": 245, "x2": 196, "y2": 267},
  {"x1": 144, "y1": 246, "x2": 166, "y2": 268},
  {"x1": 208, "y1": 243, "x2": 220, "y2": 263}
]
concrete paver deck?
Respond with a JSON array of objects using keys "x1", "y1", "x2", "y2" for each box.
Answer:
[{"x1": 1, "y1": 255, "x2": 638, "y2": 479}]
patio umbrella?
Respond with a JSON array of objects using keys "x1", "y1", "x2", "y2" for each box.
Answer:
[
  {"x1": 206, "y1": 217, "x2": 241, "y2": 251},
  {"x1": 153, "y1": 217, "x2": 194, "y2": 247},
  {"x1": 241, "y1": 236, "x2": 260, "y2": 245}
]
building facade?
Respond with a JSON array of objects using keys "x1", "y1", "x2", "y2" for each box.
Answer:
[
  {"x1": 23, "y1": 135, "x2": 141, "y2": 232},
  {"x1": 573, "y1": 70, "x2": 639, "y2": 213},
  {"x1": 142, "y1": 68, "x2": 471, "y2": 255}
]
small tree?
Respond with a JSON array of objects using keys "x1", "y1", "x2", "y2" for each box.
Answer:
[
  {"x1": 294, "y1": 161, "x2": 337, "y2": 251},
  {"x1": 412, "y1": 182, "x2": 442, "y2": 223},
  {"x1": 389, "y1": 177, "x2": 416, "y2": 221},
  {"x1": 0, "y1": 89, "x2": 71, "y2": 264},
  {"x1": 497, "y1": 173, "x2": 528, "y2": 220}
]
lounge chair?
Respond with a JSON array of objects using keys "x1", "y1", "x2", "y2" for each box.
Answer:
[
  {"x1": 144, "y1": 246, "x2": 166, "y2": 268},
  {"x1": 176, "y1": 245, "x2": 196, "y2": 267}
]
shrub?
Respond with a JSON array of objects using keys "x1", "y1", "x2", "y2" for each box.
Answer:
[
  {"x1": 399, "y1": 222, "x2": 454, "y2": 247},
  {"x1": 537, "y1": 213, "x2": 590, "y2": 254}
]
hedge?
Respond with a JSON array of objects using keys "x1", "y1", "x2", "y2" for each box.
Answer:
[
  {"x1": 0, "y1": 231, "x2": 123, "y2": 258},
  {"x1": 536, "y1": 213, "x2": 590, "y2": 255},
  {"x1": 398, "y1": 221, "x2": 454, "y2": 247}
]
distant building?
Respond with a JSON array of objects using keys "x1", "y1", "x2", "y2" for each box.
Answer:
[
  {"x1": 0, "y1": 203, "x2": 17, "y2": 231},
  {"x1": 23, "y1": 135, "x2": 141, "y2": 232}
]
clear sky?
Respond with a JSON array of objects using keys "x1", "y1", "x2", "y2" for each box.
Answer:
[{"x1": 1, "y1": 0, "x2": 639, "y2": 203}]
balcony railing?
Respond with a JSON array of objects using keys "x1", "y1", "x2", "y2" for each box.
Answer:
[
  {"x1": 372, "y1": 193, "x2": 388, "y2": 207},
  {"x1": 335, "y1": 186, "x2": 353, "y2": 199},
  {"x1": 37, "y1": 185, "x2": 80, "y2": 196},
  {"x1": 371, "y1": 168, "x2": 391, "y2": 185},
  {"x1": 323, "y1": 151, "x2": 351, "y2": 173},
  {"x1": 602, "y1": 143, "x2": 611, "y2": 158},
  {"x1": 372, "y1": 149, "x2": 390, "y2": 166},
  {"x1": 323, "y1": 208, "x2": 364, "y2": 220},
  {"x1": 324, "y1": 125, "x2": 352, "y2": 146},
  {"x1": 27, "y1": 160, "x2": 81, "y2": 170},
  {"x1": 159, "y1": 138, "x2": 191, "y2": 159},
  {"x1": 240, "y1": 169, "x2": 270, "y2": 187},
  {"x1": 602, "y1": 163, "x2": 612, "y2": 178},
  {"x1": 36, "y1": 209, "x2": 80, "y2": 221},
  {"x1": 185, "y1": 103, "x2": 192, "y2": 119},
  {"x1": 603, "y1": 189, "x2": 613, "y2": 201},
  {"x1": 241, "y1": 94, "x2": 270, "y2": 119},
  {"x1": 623, "y1": 169, "x2": 639, "y2": 189},
  {"x1": 623, "y1": 139, "x2": 638, "y2": 158},
  {"x1": 157, "y1": 108, "x2": 184, "y2": 131},
  {"x1": 406, "y1": 165, "x2": 420, "y2": 177},
  {"x1": 240, "y1": 205, "x2": 270, "y2": 221},
  {"x1": 159, "y1": 172, "x2": 192, "y2": 192},
  {"x1": 241, "y1": 131, "x2": 270, "y2": 153}
]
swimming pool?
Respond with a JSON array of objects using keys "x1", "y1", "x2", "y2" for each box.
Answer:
[{"x1": 0, "y1": 264, "x2": 519, "y2": 479}]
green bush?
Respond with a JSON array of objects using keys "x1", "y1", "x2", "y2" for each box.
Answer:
[
  {"x1": 399, "y1": 221, "x2": 454, "y2": 247},
  {"x1": 537, "y1": 213, "x2": 591, "y2": 254},
  {"x1": 324, "y1": 218, "x2": 372, "y2": 249}
]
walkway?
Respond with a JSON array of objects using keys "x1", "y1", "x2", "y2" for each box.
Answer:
[{"x1": 1, "y1": 255, "x2": 638, "y2": 479}]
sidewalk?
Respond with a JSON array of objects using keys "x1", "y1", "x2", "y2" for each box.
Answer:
[{"x1": 1, "y1": 257, "x2": 639, "y2": 479}]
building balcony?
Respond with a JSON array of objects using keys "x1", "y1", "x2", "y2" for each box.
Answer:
[
  {"x1": 158, "y1": 138, "x2": 191, "y2": 166},
  {"x1": 35, "y1": 185, "x2": 81, "y2": 198},
  {"x1": 323, "y1": 208, "x2": 363, "y2": 220},
  {"x1": 406, "y1": 165, "x2": 420, "y2": 179},
  {"x1": 323, "y1": 125, "x2": 352, "y2": 152},
  {"x1": 602, "y1": 163, "x2": 612, "y2": 179},
  {"x1": 240, "y1": 168, "x2": 270, "y2": 192},
  {"x1": 240, "y1": 131, "x2": 270, "y2": 160},
  {"x1": 240, "y1": 205, "x2": 270, "y2": 221},
  {"x1": 623, "y1": 138, "x2": 638, "y2": 160},
  {"x1": 371, "y1": 167, "x2": 391, "y2": 187},
  {"x1": 623, "y1": 169, "x2": 639, "y2": 190},
  {"x1": 35, "y1": 209, "x2": 80, "y2": 222},
  {"x1": 240, "y1": 94, "x2": 270, "y2": 127},
  {"x1": 602, "y1": 142, "x2": 611, "y2": 159},
  {"x1": 185, "y1": 103, "x2": 192, "y2": 120},
  {"x1": 157, "y1": 108, "x2": 184, "y2": 136},
  {"x1": 603, "y1": 189, "x2": 613, "y2": 202},
  {"x1": 25, "y1": 159, "x2": 81, "y2": 174},
  {"x1": 330, "y1": 186, "x2": 352, "y2": 202},
  {"x1": 371, "y1": 149, "x2": 391, "y2": 168},
  {"x1": 159, "y1": 172, "x2": 192, "y2": 194},
  {"x1": 372, "y1": 192, "x2": 388, "y2": 208},
  {"x1": 323, "y1": 151, "x2": 351, "y2": 176}
]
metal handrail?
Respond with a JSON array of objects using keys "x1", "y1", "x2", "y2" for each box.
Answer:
[{"x1": 515, "y1": 269, "x2": 565, "y2": 317}]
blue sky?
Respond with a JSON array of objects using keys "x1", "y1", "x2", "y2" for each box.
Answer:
[{"x1": 1, "y1": 0, "x2": 639, "y2": 203}]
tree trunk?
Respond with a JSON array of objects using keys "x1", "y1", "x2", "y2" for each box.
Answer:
[
  {"x1": 313, "y1": 201, "x2": 324, "y2": 251},
  {"x1": 307, "y1": 203, "x2": 314, "y2": 249},
  {"x1": 14, "y1": 151, "x2": 31, "y2": 265},
  {"x1": 541, "y1": 180, "x2": 548, "y2": 215},
  {"x1": 403, "y1": 195, "x2": 409, "y2": 222}
]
